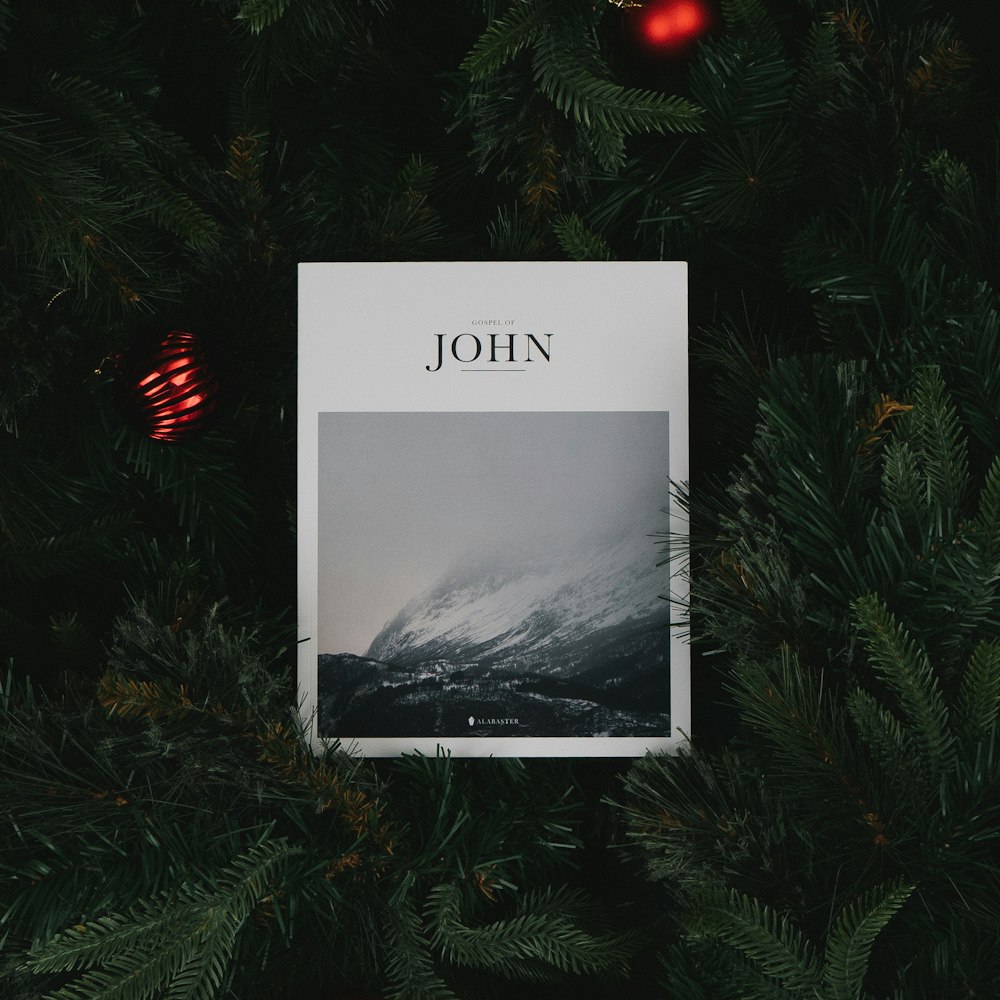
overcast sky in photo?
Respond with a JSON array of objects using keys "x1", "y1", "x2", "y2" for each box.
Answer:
[{"x1": 317, "y1": 410, "x2": 670, "y2": 654}]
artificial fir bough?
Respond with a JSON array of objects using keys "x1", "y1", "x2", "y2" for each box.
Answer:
[
  {"x1": 623, "y1": 362, "x2": 1000, "y2": 995},
  {"x1": 2, "y1": 603, "x2": 639, "y2": 1000},
  {"x1": 23, "y1": 840, "x2": 298, "y2": 1000}
]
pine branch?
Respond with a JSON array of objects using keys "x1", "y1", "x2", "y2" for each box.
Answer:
[
  {"x1": 686, "y1": 886, "x2": 821, "y2": 996},
  {"x1": 754, "y1": 357, "x2": 872, "y2": 583},
  {"x1": 235, "y1": 0, "x2": 353, "y2": 85},
  {"x1": 551, "y1": 213, "x2": 614, "y2": 260},
  {"x1": 722, "y1": 0, "x2": 779, "y2": 49},
  {"x1": 43, "y1": 73, "x2": 219, "y2": 252},
  {"x1": 24, "y1": 840, "x2": 298, "y2": 1000},
  {"x1": 972, "y1": 457, "x2": 1000, "y2": 561},
  {"x1": 2, "y1": 831, "x2": 197, "y2": 954},
  {"x1": 236, "y1": 0, "x2": 293, "y2": 34},
  {"x1": 845, "y1": 687, "x2": 925, "y2": 812},
  {"x1": 620, "y1": 745, "x2": 792, "y2": 893},
  {"x1": 117, "y1": 430, "x2": 254, "y2": 569},
  {"x1": 486, "y1": 203, "x2": 545, "y2": 258},
  {"x1": 656, "y1": 938, "x2": 788, "y2": 1000},
  {"x1": 580, "y1": 121, "x2": 627, "y2": 174},
  {"x1": 688, "y1": 34, "x2": 795, "y2": 130},
  {"x1": 0, "y1": 510, "x2": 134, "y2": 583},
  {"x1": 97, "y1": 686, "x2": 387, "y2": 845},
  {"x1": 880, "y1": 438, "x2": 922, "y2": 541},
  {"x1": 532, "y1": 33, "x2": 703, "y2": 138},
  {"x1": 730, "y1": 651, "x2": 866, "y2": 820},
  {"x1": 925, "y1": 149, "x2": 975, "y2": 225},
  {"x1": 911, "y1": 367, "x2": 969, "y2": 515},
  {"x1": 383, "y1": 892, "x2": 459, "y2": 1000},
  {"x1": 36, "y1": 947, "x2": 190, "y2": 1000},
  {"x1": 0, "y1": 107, "x2": 142, "y2": 298},
  {"x1": 358, "y1": 156, "x2": 444, "y2": 259},
  {"x1": 955, "y1": 641, "x2": 1000, "y2": 744},
  {"x1": 851, "y1": 595, "x2": 955, "y2": 778},
  {"x1": 792, "y1": 21, "x2": 841, "y2": 111},
  {"x1": 692, "y1": 124, "x2": 800, "y2": 227},
  {"x1": 784, "y1": 181, "x2": 928, "y2": 308},
  {"x1": 425, "y1": 882, "x2": 636, "y2": 979},
  {"x1": 822, "y1": 879, "x2": 914, "y2": 1000},
  {"x1": 461, "y1": 2, "x2": 542, "y2": 80}
]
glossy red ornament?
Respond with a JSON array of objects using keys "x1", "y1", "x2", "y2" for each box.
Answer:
[
  {"x1": 636, "y1": 0, "x2": 713, "y2": 52},
  {"x1": 130, "y1": 330, "x2": 219, "y2": 442}
]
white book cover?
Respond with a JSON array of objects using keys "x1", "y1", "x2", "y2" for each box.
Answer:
[{"x1": 298, "y1": 261, "x2": 689, "y2": 756}]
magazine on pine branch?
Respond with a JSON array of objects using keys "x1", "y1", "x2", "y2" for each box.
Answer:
[{"x1": 298, "y1": 261, "x2": 689, "y2": 756}]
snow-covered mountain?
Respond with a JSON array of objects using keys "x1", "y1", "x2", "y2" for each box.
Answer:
[
  {"x1": 365, "y1": 519, "x2": 670, "y2": 678},
  {"x1": 318, "y1": 517, "x2": 673, "y2": 738}
]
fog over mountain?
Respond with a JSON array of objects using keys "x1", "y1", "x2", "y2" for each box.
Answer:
[
  {"x1": 318, "y1": 410, "x2": 670, "y2": 657},
  {"x1": 365, "y1": 513, "x2": 667, "y2": 672}
]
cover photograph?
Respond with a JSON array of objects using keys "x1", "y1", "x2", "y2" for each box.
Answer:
[{"x1": 298, "y1": 262, "x2": 689, "y2": 756}]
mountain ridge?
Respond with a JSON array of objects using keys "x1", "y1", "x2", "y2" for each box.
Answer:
[{"x1": 365, "y1": 518, "x2": 669, "y2": 674}]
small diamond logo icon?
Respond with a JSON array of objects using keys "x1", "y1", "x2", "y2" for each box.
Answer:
[{"x1": 468, "y1": 716, "x2": 475, "y2": 727}]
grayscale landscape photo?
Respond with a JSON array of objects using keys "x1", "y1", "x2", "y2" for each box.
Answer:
[{"x1": 317, "y1": 410, "x2": 671, "y2": 739}]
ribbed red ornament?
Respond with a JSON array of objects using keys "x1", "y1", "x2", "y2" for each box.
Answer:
[{"x1": 131, "y1": 330, "x2": 218, "y2": 442}]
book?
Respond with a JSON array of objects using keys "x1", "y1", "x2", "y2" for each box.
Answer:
[{"x1": 298, "y1": 261, "x2": 689, "y2": 756}]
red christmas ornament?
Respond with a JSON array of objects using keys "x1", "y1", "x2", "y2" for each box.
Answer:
[
  {"x1": 130, "y1": 330, "x2": 219, "y2": 442},
  {"x1": 636, "y1": 0, "x2": 713, "y2": 52}
]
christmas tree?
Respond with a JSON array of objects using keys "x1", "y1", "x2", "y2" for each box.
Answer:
[{"x1": 2, "y1": 0, "x2": 999, "y2": 997}]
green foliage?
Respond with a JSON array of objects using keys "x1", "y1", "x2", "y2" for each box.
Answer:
[
  {"x1": 551, "y1": 213, "x2": 614, "y2": 260},
  {"x1": 623, "y1": 606, "x2": 1000, "y2": 995},
  {"x1": 690, "y1": 361, "x2": 1000, "y2": 680},
  {"x1": 116, "y1": 431, "x2": 256, "y2": 569},
  {"x1": 672, "y1": 877, "x2": 914, "y2": 1000},
  {"x1": 792, "y1": 20, "x2": 840, "y2": 113},
  {"x1": 224, "y1": 0, "x2": 358, "y2": 85},
  {"x1": 851, "y1": 594, "x2": 954, "y2": 778},
  {"x1": 24, "y1": 840, "x2": 297, "y2": 1000},
  {"x1": 909, "y1": 366, "x2": 969, "y2": 511},
  {"x1": 426, "y1": 883, "x2": 636, "y2": 979},
  {"x1": 1, "y1": 606, "x2": 638, "y2": 1000},
  {"x1": 531, "y1": 31, "x2": 702, "y2": 139},
  {"x1": 782, "y1": 177, "x2": 1000, "y2": 456},
  {"x1": 955, "y1": 639, "x2": 1000, "y2": 744},
  {"x1": 487, "y1": 202, "x2": 545, "y2": 258},
  {"x1": 0, "y1": 286, "x2": 80, "y2": 436},
  {"x1": 458, "y1": 0, "x2": 702, "y2": 200},
  {"x1": 460, "y1": 2, "x2": 540, "y2": 80},
  {"x1": 235, "y1": 0, "x2": 293, "y2": 34},
  {"x1": 383, "y1": 894, "x2": 459, "y2": 1000},
  {"x1": 356, "y1": 156, "x2": 445, "y2": 260},
  {"x1": 624, "y1": 354, "x2": 1000, "y2": 995},
  {"x1": 686, "y1": 886, "x2": 822, "y2": 995},
  {"x1": 821, "y1": 880, "x2": 914, "y2": 1000},
  {"x1": 304, "y1": 146, "x2": 447, "y2": 261},
  {"x1": 620, "y1": 744, "x2": 792, "y2": 893},
  {"x1": 688, "y1": 33, "x2": 792, "y2": 130},
  {"x1": 0, "y1": 63, "x2": 216, "y2": 306}
]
